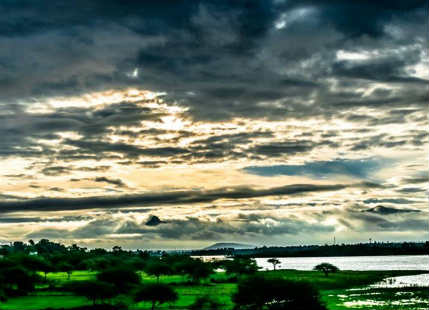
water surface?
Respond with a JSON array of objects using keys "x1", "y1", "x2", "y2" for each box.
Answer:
[{"x1": 254, "y1": 255, "x2": 429, "y2": 271}]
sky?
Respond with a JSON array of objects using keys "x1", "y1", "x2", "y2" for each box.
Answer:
[{"x1": 0, "y1": 0, "x2": 428, "y2": 249}]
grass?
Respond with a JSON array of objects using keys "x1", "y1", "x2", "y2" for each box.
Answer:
[
  {"x1": 0, "y1": 295, "x2": 90, "y2": 310},
  {"x1": 264, "y1": 270, "x2": 426, "y2": 290},
  {"x1": 1, "y1": 270, "x2": 427, "y2": 310}
]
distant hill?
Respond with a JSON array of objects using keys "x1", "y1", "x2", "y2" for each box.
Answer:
[{"x1": 203, "y1": 242, "x2": 255, "y2": 250}]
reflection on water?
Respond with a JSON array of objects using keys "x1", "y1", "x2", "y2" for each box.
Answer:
[{"x1": 371, "y1": 273, "x2": 429, "y2": 288}]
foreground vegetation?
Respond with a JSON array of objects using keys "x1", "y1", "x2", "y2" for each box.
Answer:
[
  {"x1": 1, "y1": 269, "x2": 427, "y2": 310},
  {"x1": 0, "y1": 240, "x2": 427, "y2": 310}
]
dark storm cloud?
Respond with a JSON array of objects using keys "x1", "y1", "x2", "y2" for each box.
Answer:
[
  {"x1": 401, "y1": 176, "x2": 429, "y2": 184},
  {"x1": 0, "y1": 101, "x2": 164, "y2": 159},
  {"x1": 280, "y1": 0, "x2": 427, "y2": 38},
  {"x1": 396, "y1": 187, "x2": 427, "y2": 194},
  {"x1": 364, "y1": 205, "x2": 421, "y2": 215},
  {"x1": 0, "y1": 183, "x2": 358, "y2": 214},
  {"x1": 331, "y1": 54, "x2": 426, "y2": 85},
  {"x1": 345, "y1": 210, "x2": 428, "y2": 232},
  {"x1": 0, "y1": 0, "x2": 426, "y2": 121},
  {"x1": 0, "y1": 215, "x2": 92, "y2": 224},
  {"x1": 119, "y1": 216, "x2": 334, "y2": 240},
  {"x1": 347, "y1": 133, "x2": 427, "y2": 152},
  {"x1": 362, "y1": 198, "x2": 419, "y2": 205},
  {"x1": 76, "y1": 166, "x2": 111, "y2": 172},
  {"x1": 41, "y1": 166, "x2": 72, "y2": 176},
  {"x1": 93, "y1": 177, "x2": 127, "y2": 188},
  {"x1": 62, "y1": 139, "x2": 190, "y2": 159},
  {"x1": 28, "y1": 214, "x2": 334, "y2": 240},
  {"x1": 250, "y1": 141, "x2": 316, "y2": 157},
  {"x1": 0, "y1": 0, "x2": 425, "y2": 169}
]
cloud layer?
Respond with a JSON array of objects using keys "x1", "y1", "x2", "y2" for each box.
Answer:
[{"x1": 0, "y1": 1, "x2": 427, "y2": 248}]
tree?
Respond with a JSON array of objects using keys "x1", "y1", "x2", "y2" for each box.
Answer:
[
  {"x1": 181, "y1": 259, "x2": 213, "y2": 283},
  {"x1": 313, "y1": 263, "x2": 339, "y2": 277},
  {"x1": 233, "y1": 275, "x2": 327, "y2": 310},
  {"x1": 267, "y1": 258, "x2": 281, "y2": 271},
  {"x1": 58, "y1": 262, "x2": 74, "y2": 280},
  {"x1": 96, "y1": 267, "x2": 140, "y2": 292},
  {"x1": 0, "y1": 266, "x2": 41, "y2": 295},
  {"x1": 39, "y1": 259, "x2": 54, "y2": 281},
  {"x1": 112, "y1": 245, "x2": 123, "y2": 255},
  {"x1": 223, "y1": 257, "x2": 259, "y2": 276},
  {"x1": 145, "y1": 261, "x2": 172, "y2": 283},
  {"x1": 134, "y1": 283, "x2": 178, "y2": 310},
  {"x1": 65, "y1": 280, "x2": 117, "y2": 305}
]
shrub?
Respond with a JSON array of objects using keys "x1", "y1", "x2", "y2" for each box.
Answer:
[
  {"x1": 134, "y1": 283, "x2": 178, "y2": 310},
  {"x1": 233, "y1": 275, "x2": 327, "y2": 310},
  {"x1": 96, "y1": 267, "x2": 140, "y2": 292},
  {"x1": 64, "y1": 280, "x2": 117, "y2": 305}
]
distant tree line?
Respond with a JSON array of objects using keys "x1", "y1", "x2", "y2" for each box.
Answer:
[{"x1": 191, "y1": 241, "x2": 429, "y2": 257}]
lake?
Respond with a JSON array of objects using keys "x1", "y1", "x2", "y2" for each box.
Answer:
[
  {"x1": 254, "y1": 255, "x2": 429, "y2": 271},
  {"x1": 194, "y1": 254, "x2": 428, "y2": 271}
]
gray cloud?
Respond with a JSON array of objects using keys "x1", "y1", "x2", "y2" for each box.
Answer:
[
  {"x1": 93, "y1": 177, "x2": 127, "y2": 188},
  {"x1": 0, "y1": 183, "x2": 356, "y2": 214},
  {"x1": 29, "y1": 214, "x2": 335, "y2": 241},
  {"x1": 365, "y1": 205, "x2": 421, "y2": 215},
  {"x1": 0, "y1": 1, "x2": 427, "y2": 246}
]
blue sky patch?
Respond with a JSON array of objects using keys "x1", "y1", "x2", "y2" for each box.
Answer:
[{"x1": 243, "y1": 158, "x2": 389, "y2": 180}]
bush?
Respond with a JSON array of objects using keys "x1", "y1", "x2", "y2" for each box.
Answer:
[
  {"x1": 0, "y1": 266, "x2": 41, "y2": 295},
  {"x1": 134, "y1": 283, "x2": 178, "y2": 310},
  {"x1": 96, "y1": 267, "x2": 140, "y2": 292},
  {"x1": 233, "y1": 275, "x2": 327, "y2": 310},
  {"x1": 64, "y1": 280, "x2": 117, "y2": 305}
]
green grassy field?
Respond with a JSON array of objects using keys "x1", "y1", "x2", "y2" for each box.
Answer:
[{"x1": 0, "y1": 270, "x2": 427, "y2": 310}]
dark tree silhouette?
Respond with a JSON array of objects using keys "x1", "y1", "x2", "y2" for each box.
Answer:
[
  {"x1": 233, "y1": 275, "x2": 327, "y2": 310},
  {"x1": 313, "y1": 263, "x2": 339, "y2": 277},
  {"x1": 65, "y1": 280, "x2": 117, "y2": 305},
  {"x1": 96, "y1": 267, "x2": 140, "y2": 292},
  {"x1": 267, "y1": 258, "x2": 281, "y2": 270},
  {"x1": 223, "y1": 257, "x2": 259, "y2": 276},
  {"x1": 181, "y1": 259, "x2": 213, "y2": 283},
  {"x1": 145, "y1": 261, "x2": 172, "y2": 283},
  {"x1": 0, "y1": 266, "x2": 41, "y2": 295},
  {"x1": 134, "y1": 283, "x2": 178, "y2": 310},
  {"x1": 39, "y1": 259, "x2": 54, "y2": 281},
  {"x1": 58, "y1": 262, "x2": 74, "y2": 280}
]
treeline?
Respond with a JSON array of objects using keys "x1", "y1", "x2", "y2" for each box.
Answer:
[{"x1": 191, "y1": 241, "x2": 429, "y2": 257}]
